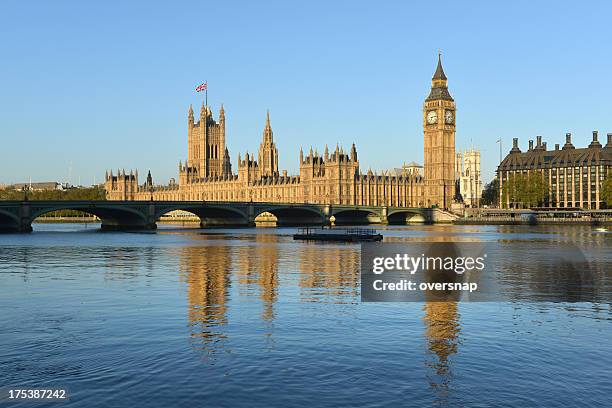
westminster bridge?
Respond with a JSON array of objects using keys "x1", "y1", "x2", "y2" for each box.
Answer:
[{"x1": 0, "y1": 200, "x2": 457, "y2": 233}]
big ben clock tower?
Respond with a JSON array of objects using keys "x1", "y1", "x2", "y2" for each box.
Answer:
[{"x1": 423, "y1": 52, "x2": 456, "y2": 209}]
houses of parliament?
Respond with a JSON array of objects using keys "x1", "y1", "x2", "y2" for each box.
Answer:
[{"x1": 105, "y1": 55, "x2": 457, "y2": 209}]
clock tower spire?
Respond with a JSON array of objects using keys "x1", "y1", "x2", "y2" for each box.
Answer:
[{"x1": 423, "y1": 52, "x2": 456, "y2": 209}]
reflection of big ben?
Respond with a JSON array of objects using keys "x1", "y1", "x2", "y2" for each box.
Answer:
[{"x1": 424, "y1": 52, "x2": 456, "y2": 209}]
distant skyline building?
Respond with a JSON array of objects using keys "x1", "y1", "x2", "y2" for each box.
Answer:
[
  {"x1": 8, "y1": 181, "x2": 64, "y2": 192},
  {"x1": 455, "y1": 148, "x2": 482, "y2": 207},
  {"x1": 391, "y1": 161, "x2": 423, "y2": 178},
  {"x1": 105, "y1": 55, "x2": 458, "y2": 209}
]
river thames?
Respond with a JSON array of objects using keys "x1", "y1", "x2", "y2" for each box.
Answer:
[{"x1": 1, "y1": 224, "x2": 611, "y2": 407}]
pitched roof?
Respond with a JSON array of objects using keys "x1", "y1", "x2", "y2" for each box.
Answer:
[
  {"x1": 426, "y1": 53, "x2": 453, "y2": 101},
  {"x1": 426, "y1": 87, "x2": 454, "y2": 101},
  {"x1": 498, "y1": 143, "x2": 612, "y2": 171}
]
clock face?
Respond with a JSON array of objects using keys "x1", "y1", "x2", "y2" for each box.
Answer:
[
  {"x1": 427, "y1": 110, "x2": 437, "y2": 124},
  {"x1": 445, "y1": 110, "x2": 454, "y2": 124}
]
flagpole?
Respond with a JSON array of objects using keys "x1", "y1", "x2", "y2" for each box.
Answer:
[{"x1": 205, "y1": 81, "x2": 208, "y2": 109}]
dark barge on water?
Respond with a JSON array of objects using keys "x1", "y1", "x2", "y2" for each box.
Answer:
[{"x1": 293, "y1": 227, "x2": 383, "y2": 242}]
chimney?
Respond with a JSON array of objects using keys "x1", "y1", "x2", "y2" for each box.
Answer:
[
  {"x1": 510, "y1": 138, "x2": 521, "y2": 153},
  {"x1": 528, "y1": 140, "x2": 534, "y2": 150},
  {"x1": 607, "y1": 133, "x2": 612, "y2": 147},
  {"x1": 555, "y1": 143, "x2": 559, "y2": 150},
  {"x1": 542, "y1": 142, "x2": 547, "y2": 150},
  {"x1": 589, "y1": 130, "x2": 602, "y2": 148},
  {"x1": 563, "y1": 132, "x2": 575, "y2": 149},
  {"x1": 536, "y1": 135, "x2": 542, "y2": 147}
]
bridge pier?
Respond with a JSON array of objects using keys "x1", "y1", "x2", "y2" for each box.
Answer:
[
  {"x1": 379, "y1": 207, "x2": 389, "y2": 225},
  {"x1": 19, "y1": 203, "x2": 33, "y2": 233},
  {"x1": 322, "y1": 205, "x2": 332, "y2": 226},
  {"x1": 322, "y1": 215, "x2": 332, "y2": 227},
  {"x1": 19, "y1": 222, "x2": 33, "y2": 233},
  {"x1": 247, "y1": 205, "x2": 257, "y2": 227}
]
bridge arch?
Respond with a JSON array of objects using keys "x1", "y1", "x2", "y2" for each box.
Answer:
[
  {"x1": 331, "y1": 209, "x2": 381, "y2": 225},
  {"x1": 387, "y1": 209, "x2": 429, "y2": 224},
  {"x1": 254, "y1": 205, "x2": 324, "y2": 226},
  {"x1": 154, "y1": 205, "x2": 249, "y2": 227},
  {"x1": 29, "y1": 204, "x2": 152, "y2": 231}
]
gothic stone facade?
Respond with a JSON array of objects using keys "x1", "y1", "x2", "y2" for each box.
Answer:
[
  {"x1": 455, "y1": 148, "x2": 482, "y2": 207},
  {"x1": 105, "y1": 57, "x2": 456, "y2": 209},
  {"x1": 498, "y1": 132, "x2": 612, "y2": 209}
]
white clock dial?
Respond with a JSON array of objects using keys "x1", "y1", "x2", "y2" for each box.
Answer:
[
  {"x1": 427, "y1": 110, "x2": 438, "y2": 124},
  {"x1": 445, "y1": 110, "x2": 454, "y2": 124}
]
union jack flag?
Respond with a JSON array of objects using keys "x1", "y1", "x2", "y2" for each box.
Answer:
[{"x1": 195, "y1": 82, "x2": 207, "y2": 92}]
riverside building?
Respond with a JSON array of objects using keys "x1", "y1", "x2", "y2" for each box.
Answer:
[{"x1": 497, "y1": 132, "x2": 612, "y2": 209}]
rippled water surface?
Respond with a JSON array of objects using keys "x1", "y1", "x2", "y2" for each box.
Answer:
[{"x1": 1, "y1": 224, "x2": 611, "y2": 407}]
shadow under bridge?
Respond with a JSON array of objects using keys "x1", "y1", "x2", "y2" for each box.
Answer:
[
  {"x1": 24, "y1": 201, "x2": 154, "y2": 232},
  {"x1": 155, "y1": 204, "x2": 250, "y2": 227},
  {"x1": 253, "y1": 205, "x2": 325, "y2": 226}
]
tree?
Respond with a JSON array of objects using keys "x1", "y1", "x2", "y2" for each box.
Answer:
[
  {"x1": 0, "y1": 186, "x2": 106, "y2": 201},
  {"x1": 502, "y1": 172, "x2": 548, "y2": 208},
  {"x1": 523, "y1": 172, "x2": 548, "y2": 208},
  {"x1": 481, "y1": 178, "x2": 499, "y2": 207},
  {"x1": 602, "y1": 175, "x2": 612, "y2": 208},
  {"x1": 0, "y1": 186, "x2": 107, "y2": 217},
  {"x1": 454, "y1": 179, "x2": 463, "y2": 203},
  {"x1": 501, "y1": 173, "x2": 519, "y2": 208}
]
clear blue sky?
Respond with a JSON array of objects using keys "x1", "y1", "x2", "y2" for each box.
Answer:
[{"x1": 1, "y1": 0, "x2": 611, "y2": 186}]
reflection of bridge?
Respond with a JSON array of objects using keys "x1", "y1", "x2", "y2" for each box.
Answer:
[{"x1": 0, "y1": 200, "x2": 457, "y2": 232}]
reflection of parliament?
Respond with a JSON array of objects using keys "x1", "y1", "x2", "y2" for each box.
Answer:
[{"x1": 106, "y1": 56, "x2": 457, "y2": 209}]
